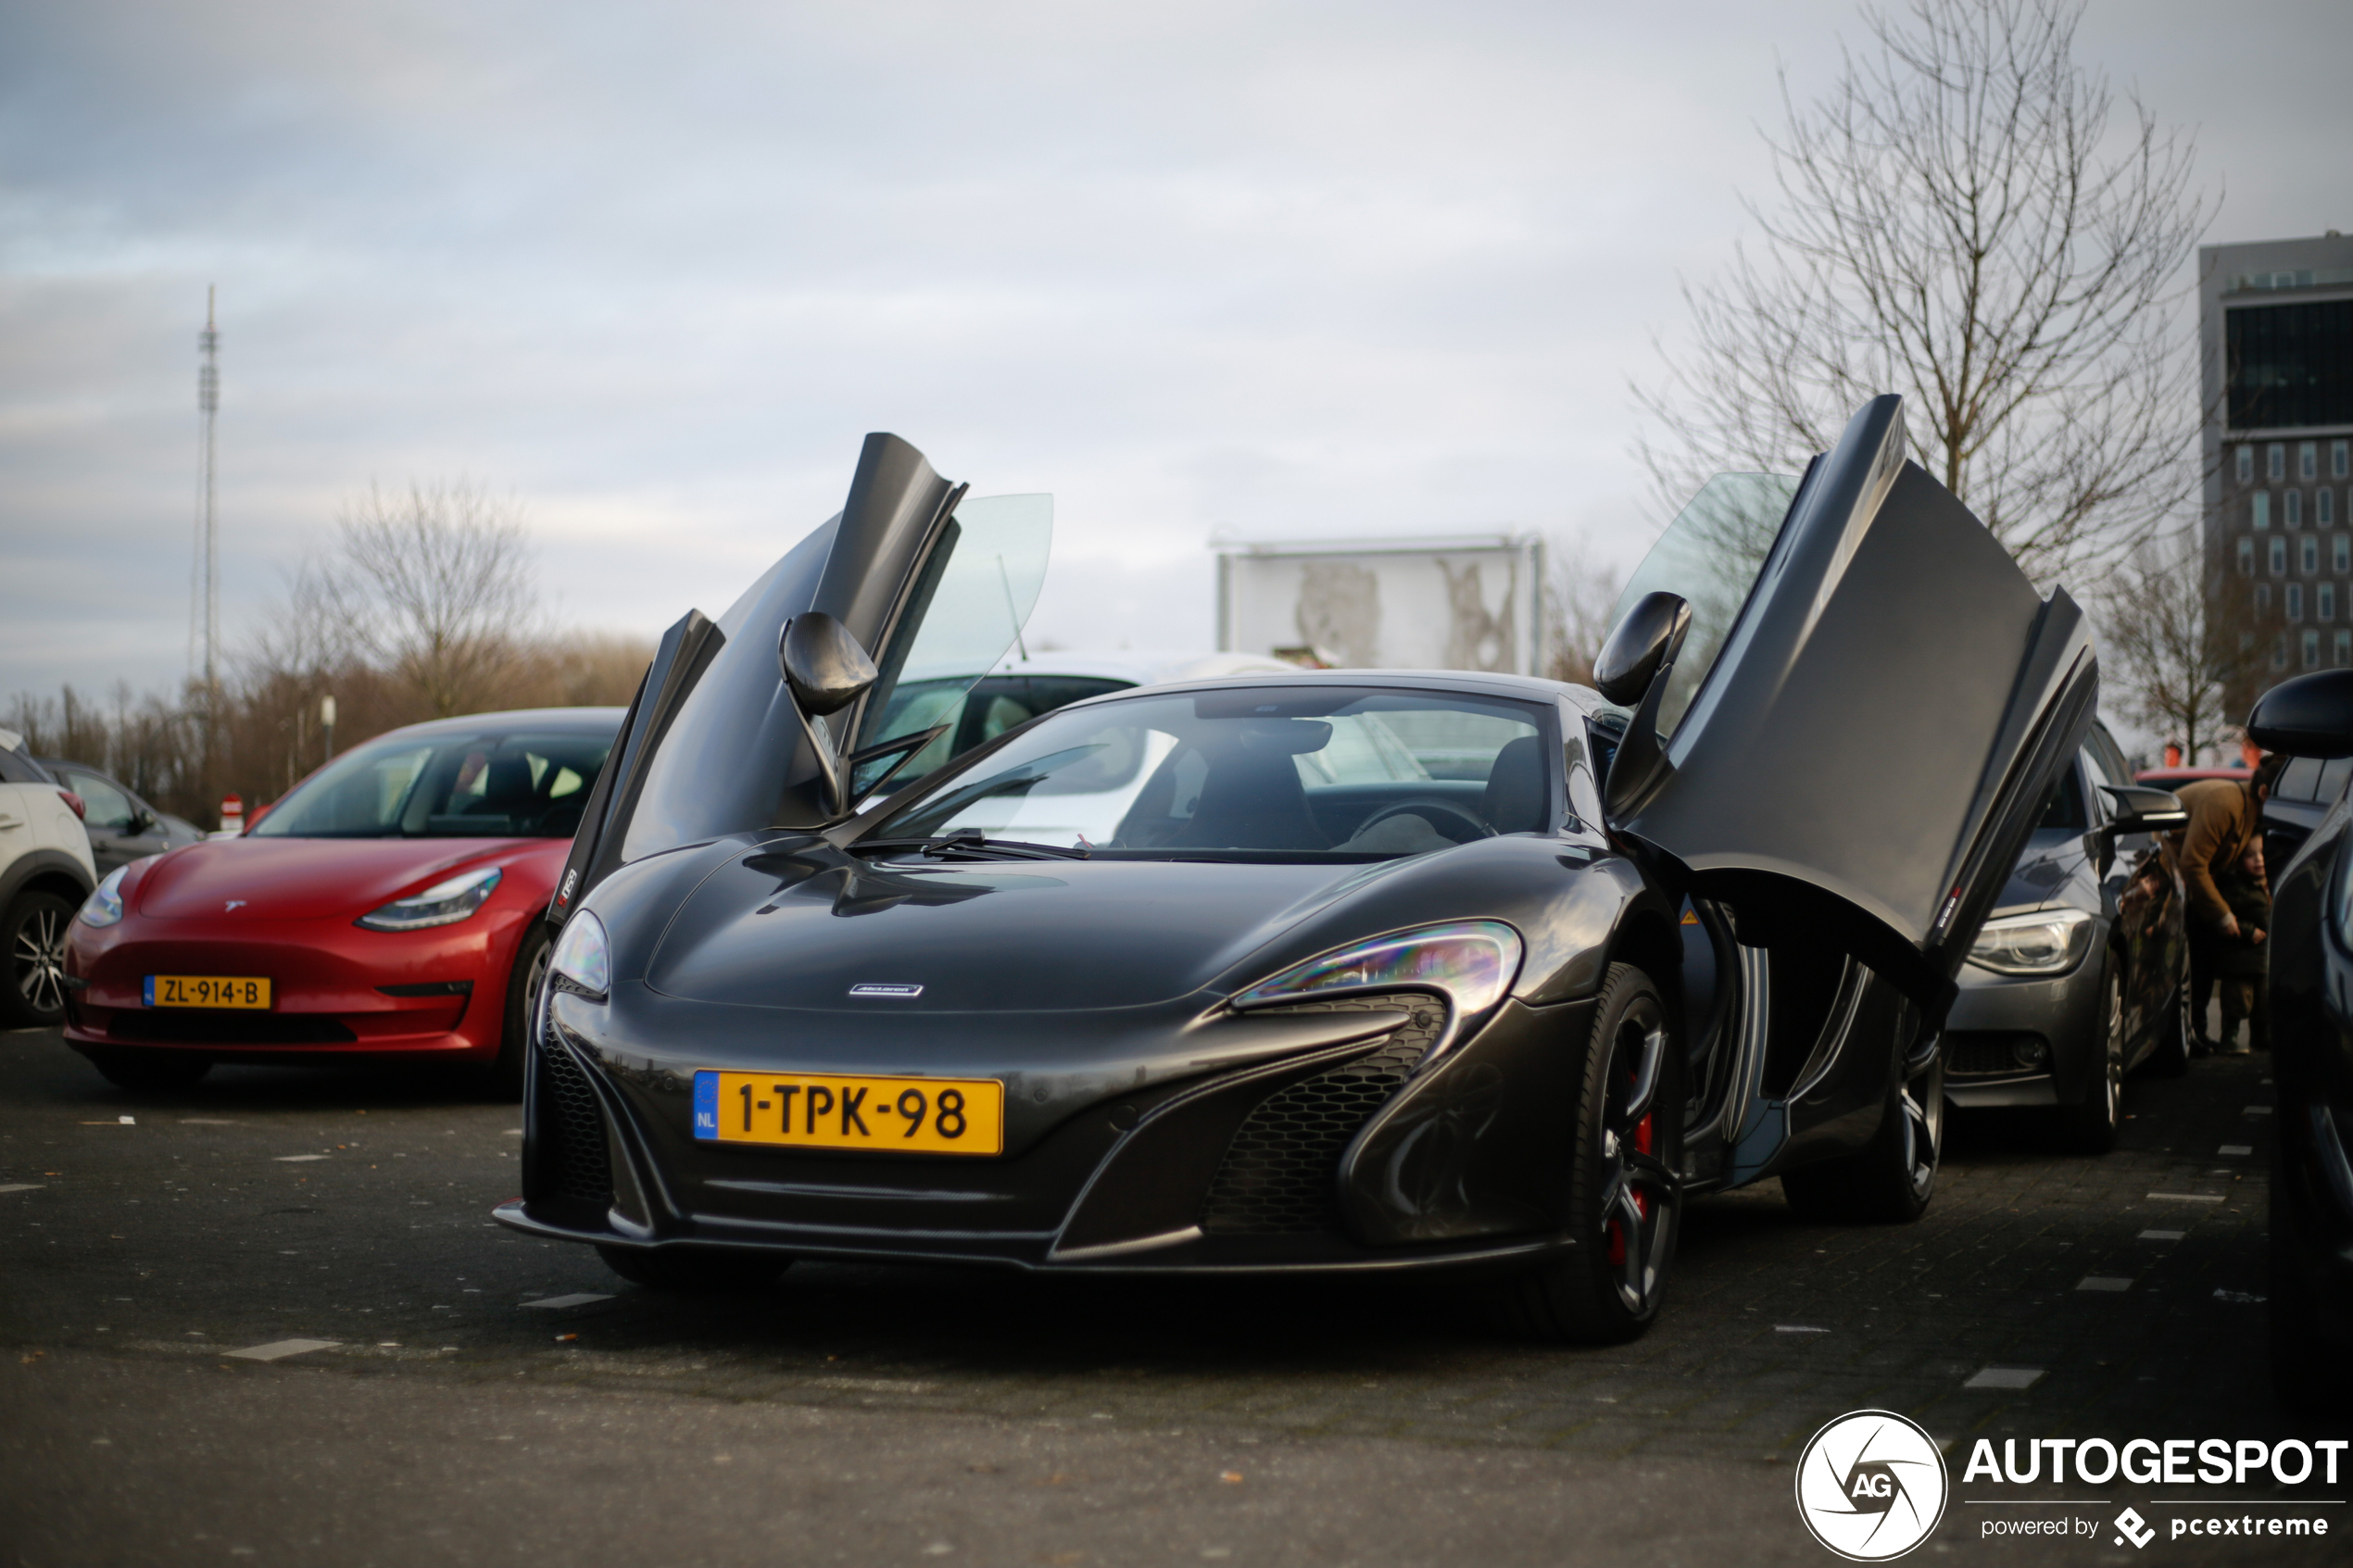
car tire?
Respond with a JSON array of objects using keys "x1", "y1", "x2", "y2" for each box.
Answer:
[
  {"x1": 2141, "y1": 978, "x2": 2191, "y2": 1079},
  {"x1": 597, "y1": 1245, "x2": 791, "y2": 1293},
  {"x1": 84, "y1": 1047, "x2": 212, "y2": 1094},
  {"x1": 1781, "y1": 1032, "x2": 1944, "y2": 1224},
  {"x1": 2, "y1": 888, "x2": 74, "y2": 1029},
  {"x1": 2053, "y1": 956, "x2": 2124, "y2": 1155},
  {"x1": 1506, "y1": 963, "x2": 1682, "y2": 1345},
  {"x1": 2268, "y1": 1153, "x2": 2353, "y2": 1415},
  {"x1": 484, "y1": 921, "x2": 552, "y2": 1101}
]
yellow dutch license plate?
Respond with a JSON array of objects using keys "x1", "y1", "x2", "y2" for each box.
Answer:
[
  {"x1": 693, "y1": 1070, "x2": 1003, "y2": 1156},
  {"x1": 145, "y1": 974, "x2": 271, "y2": 1009}
]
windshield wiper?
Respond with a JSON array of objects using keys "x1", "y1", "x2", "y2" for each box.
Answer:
[{"x1": 850, "y1": 831, "x2": 1089, "y2": 861}]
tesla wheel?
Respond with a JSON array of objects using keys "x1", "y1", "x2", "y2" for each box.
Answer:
[
  {"x1": 485, "y1": 922, "x2": 553, "y2": 1100},
  {"x1": 598, "y1": 1245, "x2": 791, "y2": 1293},
  {"x1": 1507, "y1": 963, "x2": 1682, "y2": 1345},
  {"x1": 1782, "y1": 1035, "x2": 1944, "y2": 1224},
  {"x1": 2053, "y1": 956, "x2": 2123, "y2": 1155},
  {"x1": 85, "y1": 1047, "x2": 212, "y2": 1094},
  {"x1": 3, "y1": 889, "x2": 73, "y2": 1028},
  {"x1": 2142, "y1": 978, "x2": 2191, "y2": 1079}
]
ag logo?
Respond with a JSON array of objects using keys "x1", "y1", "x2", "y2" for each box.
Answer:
[{"x1": 1794, "y1": 1410, "x2": 1950, "y2": 1561}]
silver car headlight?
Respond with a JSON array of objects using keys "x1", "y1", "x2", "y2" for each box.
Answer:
[
  {"x1": 1966, "y1": 907, "x2": 2094, "y2": 976},
  {"x1": 78, "y1": 866, "x2": 127, "y2": 928},
  {"x1": 355, "y1": 866, "x2": 503, "y2": 932},
  {"x1": 548, "y1": 910, "x2": 610, "y2": 1000},
  {"x1": 1232, "y1": 920, "x2": 1523, "y2": 1016}
]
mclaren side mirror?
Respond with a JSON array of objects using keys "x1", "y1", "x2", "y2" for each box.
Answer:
[
  {"x1": 2098, "y1": 784, "x2": 2187, "y2": 836},
  {"x1": 1592, "y1": 591, "x2": 1692, "y2": 709},
  {"x1": 778, "y1": 613, "x2": 880, "y2": 819},
  {"x1": 2246, "y1": 669, "x2": 2353, "y2": 759}
]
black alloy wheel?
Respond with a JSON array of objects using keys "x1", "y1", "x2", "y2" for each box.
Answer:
[
  {"x1": 85, "y1": 1047, "x2": 212, "y2": 1093},
  {"x1": 485, "y1": 922, "x2": 553, "y2": 1101},
  {"x1": 1508, "y1": 963, "x2": 1683, "y2": 1344},
  {"x1": 598, "y1": 1245, "x2": 792, "y2": 1293},
  {"x1": 1782, "y1": 1030, "x2": 1944, "y2": 1224},
  {"x1": 2054, "y1": 956, "x2": 2124, "y2": 1154},
  {"x1": 3, "y1": 890, "x2": 73, "y2": 1028},
  {"x1": 2142, "y1": 977, "x2": 2192, "y2": 1079}
]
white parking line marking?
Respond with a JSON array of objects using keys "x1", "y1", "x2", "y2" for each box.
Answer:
[
  {"x1": 181, "y1": 1118, "x2": 238, "y2": 1125},
  {"x1": 519, "y1": 1294, "x2": 611, "y2": 1311},
  {"x1": 0, "y1": 1184, "x2": 44, "y2": 1195},
  {"x1": 2245, "y1": 1106, "x2": 2273, "y2": 1115},
  {"x1": 117, "y1": 1115, "x2": 135, "y2": 1124},
  {"x1": 2077, "y1": 1276, "x2": 2133, "y2": 1292},
  {"x1": 2213, "y1": 1289, "x2": 2266, "y2": 1304},
  {"x1": 272, "y1": 1154, "x2": 327, "y2": 1162},
  {"x1": 1775, "y1": 1324, "x2": 1831, "y2": 1334},
  {"x1": 2146, "y1": 1193, "x2": 2224, "y2": 1203},
  {"x1": 1965, "y1": 1366, "x2": 2045, "y2": 1390},
  {"x1": 225, "y1": 1338, "x2": 340, "y2": 1361},
  {"x1": 2220, "y1": 1145, "x2": 2253, "y2": 1156},
  {"x1": 2138, "y1": 1229, "x2": 2185, "y2": 1241}
]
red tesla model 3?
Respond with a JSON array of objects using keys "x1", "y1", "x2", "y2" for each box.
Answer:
[{"x1": 60, "y1": 708, "x2": 623, "y2": 1096}]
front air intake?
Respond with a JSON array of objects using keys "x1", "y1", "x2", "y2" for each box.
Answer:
[{"x1": 532, "y1": 1030, "x2": 615, "y2": 1208}]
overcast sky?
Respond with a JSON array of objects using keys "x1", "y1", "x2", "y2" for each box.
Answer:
[{"x1": 3, "y1": 0, "x2": 2347, "y2": 705}]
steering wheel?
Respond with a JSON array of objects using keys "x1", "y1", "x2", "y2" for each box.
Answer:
[{"x1": 1352, "y1": 799, "x2": 1496, "y2": 846}]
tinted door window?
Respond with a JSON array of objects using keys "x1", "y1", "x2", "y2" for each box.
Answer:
[
  {"x1": 61, "y1": 771, "x2": 136, "y2": 834},
  {"x1": 2276, "y1": 757, "x2": 2322, "y2": 803}
]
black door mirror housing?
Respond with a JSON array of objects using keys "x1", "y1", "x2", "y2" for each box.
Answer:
[
  {"x1": 2098, "y1": 783, "x2": 2187, "y2": 836},
  {"x1": 2246, "y1": 669, "x2": 2353, "y2": 759},
  {"x1": 778, "y1": 612, "x2": 880, "y2": 819},
  {"x1": 1592, "y1": 591, "x2": 1692, "y2": 819}
]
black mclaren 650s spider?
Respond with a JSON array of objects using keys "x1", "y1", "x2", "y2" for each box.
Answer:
[{"x1": 496, "y1": 394, "x2": 2095, "y2": 1343}]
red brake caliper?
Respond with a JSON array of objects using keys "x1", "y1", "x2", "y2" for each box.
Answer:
[{"x1": 1607, "y1": 1111, "x2": 1657, "y2": 1267}]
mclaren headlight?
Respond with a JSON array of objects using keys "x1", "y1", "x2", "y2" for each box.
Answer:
[
  {"x1": 355, "y1": 866, "x2": 503, "y2": 932},
  {"x1": 1966, "y1": 907, "x2": 2094, "y2": 976},
  {"x1": 1233, "y1": 920, "x2": 1523, "y2": 1017},
  {"x1": 549, "y1": 910, "x2": 610, "y2": 1000},
  {"x1": 78, "y1": 866, "x2": 126, "y2": 928}
]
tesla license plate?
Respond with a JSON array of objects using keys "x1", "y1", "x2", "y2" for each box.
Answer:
[
  {"x1": 693, "y1": 1070, "x2": 1004, "y2": 1156},
  {"x1": 145, "y1": 974, "x2": 271, "y2": 1009}
]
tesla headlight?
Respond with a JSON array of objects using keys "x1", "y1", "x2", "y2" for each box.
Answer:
[
  {"x1": 549, "y1": 910, "x2": 610, "y2": 999},
  {"x1": 1232, "y1": 920, "x2": 1523, "y2": 1016},
  {"x1": 78, "y1": 866, "x2": 126, "y2": 928},
  {"x1": 355, "y1": 866, "x2": 503, "y2": 932},
  {"x1": 1966, "y1": 907, "x2": 2094, "y2": 976}
]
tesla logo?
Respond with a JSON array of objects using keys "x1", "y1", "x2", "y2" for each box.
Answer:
[
  {"x1": 223, "y1": 899, "x2": 246, "y2": 911},
  {"x1": 2114, "y1": 1509, "x2": 2155, "y2": 1549}
]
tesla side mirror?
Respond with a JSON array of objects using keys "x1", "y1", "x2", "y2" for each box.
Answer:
[
  {"x1": 2246, "y1": 669, "x2": 2353, "y2": 759},
  {"x1": 1592, "y1": 592, "x2": 1692, "y2": 708},
  {"x1": 2098, "y1": 784, "x2": 2187, "y2": 835},
  {"x1": 777, "y1": 612, "x2": 880, "y2": 820}
]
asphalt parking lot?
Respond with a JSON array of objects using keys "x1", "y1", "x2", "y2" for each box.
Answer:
[{"x1": 0, "y1": 1023, "x2": 2340, "y2": 1567}]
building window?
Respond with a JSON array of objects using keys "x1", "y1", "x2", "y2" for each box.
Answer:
[
  {"x1": 2305, "y1": 630, "x2": 2322, "y2": 668},
  {"x1": 2231, "y1": 305, "x2": 2353, "y2": 430},
  {"x1": 2259, "y1": 583, "x2": 2273, "y2": 613},
  {"x1": 2288, "y1": 584, "x2": 2305, "y2": 620},
  {"x1": 2304, "y1": 442, "x2": 2322, "y2": 480},
  {"x1": 2335, "y1": 534, "x2": 2350, "y2": 572},
  {"x1": 2255, "y1": 492, "x2": 2271, "y2": 529},
  {"x1": 2271, "y1": 536, "x2": 2288, "y2": 574},
  {"x1": 2336, "y1": 440, "x2": 2349, "y2": 479},
  {"x1": 2301, "y1": 537, "x2": 2319, "y2": 572},
  {"x1": 2324, "y1": 488, "x2": 2338, "y2": 526},
  {"x1": 2271, "y1": 444, "x2": 2288, "y2": 481},
  {"x1": 2321, "y1": 583, "x2": 2336, "y2": 621},
  {"x1": 2275, "y1": 634, "x2": 2290, "y2": 671},
  {"x1": 2239, "y1": 536, "x2": 2257, "y2": 574},
  {"x1": 2338, "y1": 629, "x2": 2350, "y2": 666},
  {"x1": 2289, "y1": 489, "x2": 2305, "y2": 527},
  {"x1": 2239, "y1": 445, "x2": 2256, "y2": 483}
]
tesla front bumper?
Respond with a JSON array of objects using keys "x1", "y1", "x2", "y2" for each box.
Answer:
[{"x1": 495, "y1": 982, "x2": 1600, "y2": 1274}]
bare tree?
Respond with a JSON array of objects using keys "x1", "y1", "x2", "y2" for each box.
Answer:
[
  {"x1": 1545, "y1": 542, "x2": 1627, "y2": 687},
  {"x1": 2099, "y1": 529, "x2": 2277, "y2": 766},
  {"x1": 335, "y1": 480, "x2": 539, "y2": 718},
  {"x1": 1636, "y1": 0, "x2": 2212, "y2": 583}
]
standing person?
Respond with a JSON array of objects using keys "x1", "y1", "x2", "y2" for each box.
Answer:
[
  {"x1": 2171, "y1": 752, "x2": 2286, "y2": 1053},
  {"x1": 2215, "y1": 839, "x2": 2271, "y2": 1056}
]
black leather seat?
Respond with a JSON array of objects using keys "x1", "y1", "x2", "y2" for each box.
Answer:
[{"x1": 1479, "y1": 735, "x2": 1549, "y2": 834}]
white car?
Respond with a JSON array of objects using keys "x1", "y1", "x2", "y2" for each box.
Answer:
[
  {"x1": 858, "y1": 650, "x2": 1302, "y2": 800},
  {"x1": 0, "y1": 727, "x2": 97, "y2": 1028}
]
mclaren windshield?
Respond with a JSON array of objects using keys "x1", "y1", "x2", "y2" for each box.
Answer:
[
  {"x1": 865, "y1": 686, "x2": 1555, "y2": 860},
  {"x1": 253, "y1": 723, "x2": 619, "y2": 839}
]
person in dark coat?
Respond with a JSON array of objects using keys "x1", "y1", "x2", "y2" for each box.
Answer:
[
  {"x1": 2170, "y1": 753, "x2": 2287, "y2": 1052},
  {"x1": 2215, "y1": 839, "x2": 2270, "y2": 1055}
]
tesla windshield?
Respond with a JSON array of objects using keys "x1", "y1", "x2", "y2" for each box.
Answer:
[
  {"x1": 253, "y1": 726, "x2": 618, "y2": 839},
  {"x1": 868, "y1": 687, "x2": 1554, "y2": 859}
]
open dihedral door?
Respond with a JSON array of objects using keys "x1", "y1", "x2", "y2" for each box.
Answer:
[
  {"x1": 1608, "y1": 395, "x2": 2096, "y2": 1022},
  {"x1": 549, "y1": 433, "x2": 1050, "y2": 918}
]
